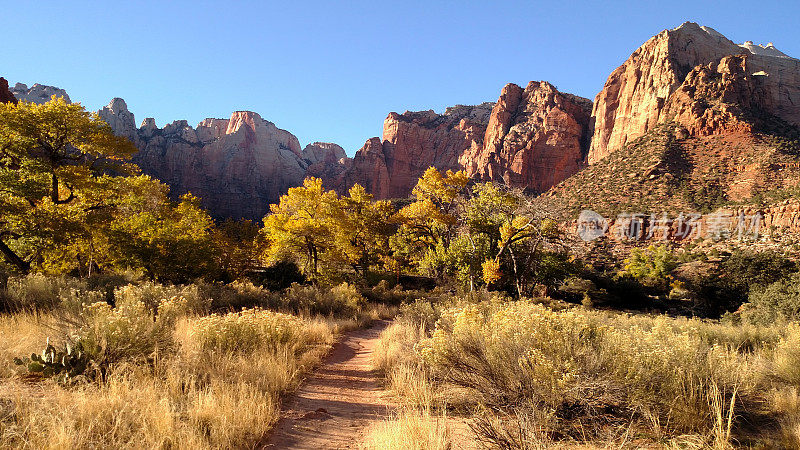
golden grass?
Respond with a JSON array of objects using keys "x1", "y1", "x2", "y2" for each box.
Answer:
[
  {"x1": 0, "y1": 306, "x2": 335, "y2": 449},
  {"x1": 371, "y1": 298, "x2": 800, "y2": 448},
  {"x1": 362, "y1": 408, "x2": 452, "y2": 450}
]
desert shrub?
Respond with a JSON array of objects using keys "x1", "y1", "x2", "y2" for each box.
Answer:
[
  {"x1": 85, "y1": 270, "x2": 143, "y2": 304},
  {"x1": 362, "y1": 280, "x2": 421, "y2": 305},
  {"x1": 3, "y1": 274, "x2": 86, "y2": 311},
  {"x1": 736, "y1": 273, "x2": 800, "y2": 325},
  {"x1": 374, "y1": 321, "x2": 426, "y2": 375},
  {"x1": 185, "y1": 308, "x2": 326, "y2": 354},
  {"x1": 416, "y1": 301, "x2": 760, "y2": 444},
  {"x1": 721, "y1": 249, "x2": 796, "y2": 294},
  {"x1": 558, "y1": 276, "x2": 609, "y2": 306},
  {"x1": 77, "y1": 295, "x2": 192, "y2": 366},
  {"x1": 283, "y1": 282, "x2": 366, "y2": 317},
  {"x1": 57, "y1": 287, "x2": 106, "y2": 318},
  {"x1": 198, "y1": 280, "x2": 281, "y2": 311},
  {"x1": 617, "y1": 244, "x2": 678, "y2": 290},
  {"x1": 114, "y1": 282, "x2": 210, "y2": 315},
  {"x1": 399, "y1": 300, "x2": 442, "y2": 332}
]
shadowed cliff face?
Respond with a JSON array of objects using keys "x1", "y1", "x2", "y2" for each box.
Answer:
[{"x1": 0, "y1": 78, "x2": 17, "y2": 104}]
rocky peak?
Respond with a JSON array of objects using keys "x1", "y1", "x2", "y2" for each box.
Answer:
[
  {"x1": 461, "y1": 81, "x2": 592, "y2": 192},
  {"x1": 444, "y1": 102, "x2": 495, "y2": 123},
  {"x1": 589, "y1": 22, "x2": 800, "y2": 163},
  {"x1": 10, "y1": 82, "x2": 71, "y2": 104},
  {"x1": 98, "y1": 98, "x2": 137, "y2": 140},
  {"x1": 739, "y1": 41, "x2": 795, "y2": 59},
  {"x1": 196, "y1": 118, "x2": 230, "y2": 142},
  {"x1": 302, "y1": 142, "x2": 346, "y2": 165},
  {"x1": 139, "y1": 118, "x2": 159, "y2": 137}
]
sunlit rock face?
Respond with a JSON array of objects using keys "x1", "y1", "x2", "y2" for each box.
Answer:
[
  {"x1": 462, "y1": 81, "x2": 592, "y2": 193},
  {"x1": 98, "y1": 98, "x2": 309, "y2": 220},
  {"x1": 589, "y1": 22, "x2": 800, "y2": 163},
  {"x1": 11, "y1": 82, "x2": 71, "y2": 104},
  {"x1": 332, "y1": 83, "x2": 592, "y2": 199}
]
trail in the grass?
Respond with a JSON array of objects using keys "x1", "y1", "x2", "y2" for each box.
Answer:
[{"x1": 262, "y1": 320, "x2": 394, "y2": 449}]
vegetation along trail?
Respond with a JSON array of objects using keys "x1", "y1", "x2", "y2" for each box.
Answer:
[{"x1": 264, "y1": 320, "x2": 394, "y2": 449}]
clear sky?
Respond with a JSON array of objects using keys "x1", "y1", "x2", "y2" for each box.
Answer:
[{"x1": 3, "y1": 1, "x2": 799, "y2": 155}]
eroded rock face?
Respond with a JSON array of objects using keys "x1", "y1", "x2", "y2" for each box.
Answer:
[
  {"x1": 589, "y1": 22, "x2": 800, "y2": 163},
  {"x1": 302, "y1": 142, "x2": 346, "y2": 165},
  {"x1": 0, "y1": 78, "x2": 17, "y2": 104},
  {"x1": 97, "y1": 97, "x2": 308, "y2": 219},
  {"x1": 335, "y1": 83, "x2": 592, "y2": 199},
  {"x1": 461, "y1": 81, "x2": 592, "y2": 193},
  {"x1": 11, "y1": 82, "x2": 71, "y2": 104}
]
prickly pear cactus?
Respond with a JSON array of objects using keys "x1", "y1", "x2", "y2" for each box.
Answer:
[{"x1": 13, "y1": 338, "x2": 93, "y2": 382}]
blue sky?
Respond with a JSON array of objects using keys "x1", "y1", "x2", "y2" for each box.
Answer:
[{"x1": 3, "y1": 1, "x2": 799, "y2": 154}]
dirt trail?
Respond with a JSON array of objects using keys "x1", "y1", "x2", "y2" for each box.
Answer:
[{"x1": 263, "y1": 320, "x2": 394, "y2": 449}]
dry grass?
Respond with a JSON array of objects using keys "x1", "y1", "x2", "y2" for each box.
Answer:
[
  {"x1": 362, "y1": 408, "x2": 452, "y2": 450},
  {"x1": 0, "y1": 275, "x2": 401, "y2": 449},
  {"x1": 0, "y1": 302, "x2": 335, "y2": 449},
  {"x1": 372, "y1": 297, "x2": 800, "y2": 448}
]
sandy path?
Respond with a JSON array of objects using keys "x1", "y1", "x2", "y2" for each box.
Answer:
[{"x1": 263, "y1": 320, "x2": 394, "y2": 449}]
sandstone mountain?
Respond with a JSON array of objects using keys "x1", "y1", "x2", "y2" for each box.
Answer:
[
  {"x1": 11, "y1": 82, "x2": 71, "y2": 104},
  {"x1": 0, "y1": 78, "x2": 17, "y2": 104},
  {"x1": 98, "y1": 98, "x2": 309, "y2": 220},
  {"x1": 8, "y1": 22, "x2": 800, "y2": 222},
  {"x1": 325, "y1": 82, "x2": 593, "y2": 199},
  {"x1": 539, "y1": 23, "x2": 800, "y2": 224},
  {"x1": 589, "y1": 22, "x2": 800, "y2": 163}
]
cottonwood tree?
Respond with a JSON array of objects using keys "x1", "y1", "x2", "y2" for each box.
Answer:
[
  {"x1": 392, "y1": 167, "x2": 469, "y2": 278},
  {"x1": 329, "y1": 184, "x2": 396, "y2": 276},
  {"x1": 260, "y1": 177, "x2": 339, "y2": 278},
  {"x1": 0, "y1": 96, "x2": 137, "y2": 274}
]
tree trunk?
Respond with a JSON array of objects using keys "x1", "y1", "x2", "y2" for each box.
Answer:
[
  {"x1": 0, "y1": 238, "x2": 30, "y2": 274},
  {"x1": 51, "y1": 173, "x2": 59, "y2": 203}
]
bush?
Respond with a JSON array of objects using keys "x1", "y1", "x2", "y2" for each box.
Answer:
[
  {"x1": 617, "y1": 244, "x2": 678, "y2": 290},
  {"x1": 114, "y1": 282, "x2": 210, "y2": 315},
  {"x1": 77, "y1": 295, "x2": 191, "y2": 366},
  {"x1": 198, "y1": 280, "x2": 281, "y2": 311},
  {"x1": 3, "y1": 274, "x2": 86, "y2": 311},
  {"x1": 736, "y1": 273, "x2": 800, "y2": 325},
  {"x1": 416, "y1": 301, "x2": 760, "y2": 444},
  {"x1": 186, "y1": 308, "x2": 326, "y2": 354},
  {"x1": 283, "y1": 283, "x2": 366, "y2": 317},
  {"x1": 721, "y1": 249, "x2": 797, "y2": 295}
]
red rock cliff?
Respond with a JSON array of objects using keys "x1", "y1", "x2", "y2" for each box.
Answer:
[{"x1": 589, "y1": 22, "x2": 800, "y2": 163}]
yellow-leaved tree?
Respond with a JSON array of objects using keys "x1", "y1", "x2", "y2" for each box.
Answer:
[
  {"x1": 0, "y1": 96, "x2": 137, "y2": 274},
  {"x1": 329, "y1": 184, "x2": 396, "y2": 275},
  {"x1": 260, "y1": 177, "x2": 339, "y2": 278}
]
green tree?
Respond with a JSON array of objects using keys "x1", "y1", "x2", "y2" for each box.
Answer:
[
  {"x1": 393, "y1": 167, "x2": 469, "y2": 277},
  {"x1": 0, "y1": 96, "x2": 137, "y2": 274},
  {"x1": 103, "y1": 184, "x2": 218, "y2": 282}
]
